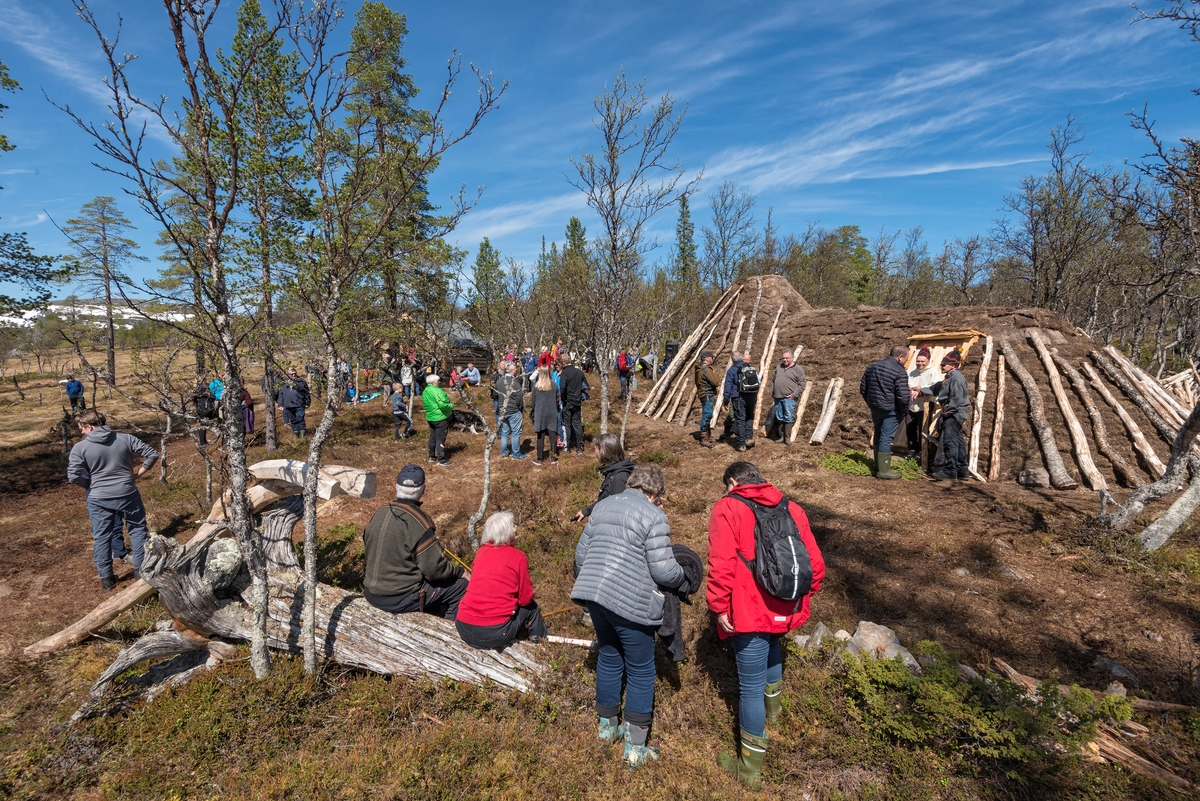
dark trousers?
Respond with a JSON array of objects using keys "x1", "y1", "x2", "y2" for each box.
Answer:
[
  {"x1": 871, "y1": 408, "x2": 902, "y2": 455},
  {"x1": 428, "y1": 419, "x2": 449, "y2": 460},
  {"x1": 942, "y1": 415, "x2": 967, "y2": 477},
  {"x1": 86, "y1": 492, "x2": 149, "y2": 579},
  {"x1": 618, "y1": 371, "x2": 629, "y2": 397},
  {"x1": 587, "y1": 602, "x2": 657, "y2": 726},
  {"x1": 536, "y1": 429, "x2": 558, "y2": 461},
  {"x1": 393, "y1": 412, "x2": 412, "y2": 439},
  {"x1": 69, "y1": 395, "x2": 85, "y2": 413},
  {"x1": 905, "y1": 408, "x2": 924, "y2": 453},
  {"x1": 563, "y1": 404, "x2": 583, "y2": 452},
  {"x1": 732, "y1": 396, "x2": 752, "y2": 446},
  {"x1": 364, "y1": 576, "x2": 468, "y2": 620},
  {"x1": 456, "y1": 602, "x2": 547, "y2": 650},
  {"x1": 283, "y1": 406, "x2": 306, "y2": 436}
]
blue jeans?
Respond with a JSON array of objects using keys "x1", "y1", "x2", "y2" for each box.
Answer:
[
  {"x1": 871, "y1": 408, "x2": 902, "y2": 455},
  {"x1": 87, "y1": 492, "x2": 149, "y2": 579},
  {"x1": 498, "y1": 411, "x2": 523, "y2": 456},
  {"x1": 699, "y1": 396, "x2": 716, "y2": 433},
  {"x1": 732, "y1": 633, "x2": 783, "y2": 737},
  {"x1": 732, "y1": 396, "x2": 752, "y2": 446},
  {"x1": 619, "y1": 371, "x2": 629, "y2": 396},
  {"x1": 587, "y1": 602, "x2": 657, "y2": 726},
  {"x1": 774, "y1": 397, "x2": 797, "y2": 423}
]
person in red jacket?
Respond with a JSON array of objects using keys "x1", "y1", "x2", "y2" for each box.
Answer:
[
  {"x1": 455, "y1": 511, "x2": 548, "y2": 650},
  {"x1": 706, "y1": 461, "x2": 825, "y2": 788}
]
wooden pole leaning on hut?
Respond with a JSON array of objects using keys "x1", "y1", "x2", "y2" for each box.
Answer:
[
  {"x1": 1082, "y1": 361, "x2": 1166, "y2": 479},
  {"x1": 788, "y1": 380, "x2": 813, "y2": 445},
  {"x1": 809, "y1": 378, "x2": 844, "y2": 445},
  {"x1": 987, "y1": 354, "x2": 1006, "y2": 481},
  {"x1": 1000, "y1": 339, "x2": 1078, "y2": 489},
  {"x1": 662, "y1": 318, "x2": 723, "y2": 422},
  {"x1": 752, "y1": 305, "x2": 785, "y2": 435},
  {"x1": 967, "y1": 336, "x2": 993, "y2": 478},
  {"x1": 680, "y1": 308, "x2": 739, "y2": 427},
  {"x1": 639, "y1": 285, "x2": 741, "y2": 415},
  {"x1": 1052, "y1": 354, "x2": 1144, "y2": 488},
  {"x1": 743, "y1": 277, "x2": 764, "y2": 353},
  {"x1": 1091, "y1": 351, "x2": 1182, "y2": 446},
  {"x1": 1106, "y1": 346, "x2": 1190, "y2": 425},
  {"x1": 1027, "y1": 330, "x2": 1106, "y2": 491},
  {"x1": 710, "y1": 314, "x2": 747, "y2": 428}
]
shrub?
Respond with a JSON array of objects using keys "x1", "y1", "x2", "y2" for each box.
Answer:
[{"x1": 819, "y1": 449, "x2": 923, "y2": 480}]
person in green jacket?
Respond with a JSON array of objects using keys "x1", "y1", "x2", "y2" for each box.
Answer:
[{"x1": 422, "y1": 374, "x2": 454, "y2": 466}]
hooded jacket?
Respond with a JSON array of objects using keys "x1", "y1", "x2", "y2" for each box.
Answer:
[
  {"x1": 67, "y1": 426, "x2": 159, "y2": 499},
  {"x1": 706, "y1": 480, "x2": 825, "y2": 639},
  {"x1": 571, "y1": 488, "x2": 685, "y2": 626},
  {"x1": 581, "y1": 457, "x2": 634, "y2": 517}
]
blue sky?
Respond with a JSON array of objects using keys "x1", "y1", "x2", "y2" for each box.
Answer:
[{"x1": 2, "y1": 0, "x2": 1198, "y2": 292}]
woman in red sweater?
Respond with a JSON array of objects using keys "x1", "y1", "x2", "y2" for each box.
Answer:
[{"x1": 455, "y1": 511, "x2": 548, "y2": 650}]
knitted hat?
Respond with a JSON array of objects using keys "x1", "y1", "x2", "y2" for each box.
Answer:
[
  {"x1": 941, "y1": 349, "x2": 962, "y2": 368},
  {"x1": 396, "y1": 464, "x2": 426, "y2": 488},
  {"x1": 918, "y1": 346, "x2": 931, "y2": 360}
]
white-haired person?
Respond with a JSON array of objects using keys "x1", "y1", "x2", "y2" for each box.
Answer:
[
  {"x1": 455, "y1": 511, "x2": 547, "y2": 650},
  {"x1": 420, "y1": 373, "x2": 454, "y2": 466}
]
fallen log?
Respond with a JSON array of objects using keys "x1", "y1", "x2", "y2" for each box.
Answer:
[
  {"x1": 1137, "y1": 475, "x2": 1200, "y2": 551},
  {"x1": 1083, "y1": 361, "x2": 1166, "y2": 479},
  {"x1": 1098, "y1": 402, "x2": 1200, "y2": 531},
  {"x1": 1028, "y1": 330, "x2": 1105, "y2": 491},
  {"x1": 967, "y1": 336, "x2": 993, "y2": 477},
  {"x1": 987, "y1": 354, "x2": 1006, "y2": 481},
  {"x1": 1001, "y1": 340, "x2": 1078, "y2": 489},
  {"x1": 789, "y1": 379, "x2": 813, "y2": 445},
  {"x1": 1093, "y1": 727, "x2": 1196, "y2": 795},
  {"x1": 1053, "y1": 353, "x2": 1143, "y2": 488},
  {"x1": 809, "y1": 378, "x2": 843, "y2": 445}
]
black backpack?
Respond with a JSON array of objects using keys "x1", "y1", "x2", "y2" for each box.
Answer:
[
  {"x1": 196, "y1": 391, "x2": 217, "y2": 420},
  {"x1": 737, "y1": 363, "x2": 761, "y2": 394},
  {"x1": 728, "y1": 494, "x2": 813, "y2": 602}
]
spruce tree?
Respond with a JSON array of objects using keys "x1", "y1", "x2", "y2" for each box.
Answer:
[{"x1": 673, "y1": 194, "x2": 698, "y2": 285}]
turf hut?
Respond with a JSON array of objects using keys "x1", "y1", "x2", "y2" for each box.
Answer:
[{"x1": 640, "y1": 275, "x2": 1197, "y2": 500}]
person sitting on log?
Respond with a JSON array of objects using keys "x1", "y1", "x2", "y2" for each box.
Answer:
[
  {"x1": 362, "y1": 464, "x2": 468, "y2": 619},
  {"x1": 455, "y1": 511, "x2": 547, "y2": 650},
  {"x1": 859, "y1": 344, "x2": 912, "y2": 480},
  {"x1": 905, "y1": 346, "x2": 938, "y2": 459},
  {"x1": 912, "y1": 349, "x2": 970, "y2": 481}
]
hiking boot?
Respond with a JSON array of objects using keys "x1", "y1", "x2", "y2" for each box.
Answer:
[
  {"x1": 100, "y1": 575, "x2": 117, "y2": 591},
  {"x1": 930, "y1": 470, "x2": 953, "y2": 481},
  {"x1": 700, "y1": 431, "x2": 714, "y2": 449},
  {"x1": 735, "y1": 444, "x2": 747, "y2": 453},
  {"x1": 531, "y1": 459, "x2": 543, "y2": 466},
  {"x1": 875, "y1": 452, "x2": 901, "y2": 480},
  {"x1": 718, "y1": 729, "x2": 768, "y2": 789},
  {"x1": 437, "y1": 460, "x2": 451, "y2": 467},
  {"x1": 765, "y1": 680, "x2": 784, "y2": 726},
  {"x1": 598, "y1": 716, "x2": 626, "y2": 743}
]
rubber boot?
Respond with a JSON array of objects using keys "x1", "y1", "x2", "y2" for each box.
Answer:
[
  {"x1": 718, "y1": 729, "x2": 768, "y2": 789},
  {"x1": 764, "y1": 680, "x2": 784, "y2": 726},
  {"x1": 598, "y1": 714, "x2": 626, "y2": 743},
  {"x1": 875, "y1": 451, "x2": 901, "y2": 480},
  {"x1": 623, "y1": 722, "x2": 659, "y2": 768},
  {"x1": 778, "y1": 423, "x2": 793, "y2": 446}
]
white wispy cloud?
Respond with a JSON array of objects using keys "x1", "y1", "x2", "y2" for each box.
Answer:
[
  {"x1": 449, "y1": 192, "x2": 590, "y2": 247},
  {"x1": 0, "y1": 211, "x2": 48, "y2": 228}
]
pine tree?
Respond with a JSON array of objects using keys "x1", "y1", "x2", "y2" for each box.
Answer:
[
  {"x1": 60, "y1": 196, "x2": 144, "y2": 385},
  {"x1": 673, "y1": 194, "x2": 698, "y2": 285}
]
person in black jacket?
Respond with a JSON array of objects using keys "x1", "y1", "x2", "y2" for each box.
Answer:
[
  {"x1": 858, "y1": 345, "x2": 912, "y2": 480},
  {"x1": 277, "y1": 367, "x2": 312, "y2": 440},
  {"x1": 572, "y1": 433, "x2": 634, "y2": 522},
  {"x1": 558, "y1": 356, "x2": 586, "y2": 454}
]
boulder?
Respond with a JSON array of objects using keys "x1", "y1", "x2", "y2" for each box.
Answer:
[
  {"x1": 845, "y1": 621, "x2": 920, "y2": 672},
  {"x1": 805, "y1": 621, "x2": 835, "y2": 650},
  {"x1": 1019, "y1": 468, "x2": 1051, "y2": 488}
]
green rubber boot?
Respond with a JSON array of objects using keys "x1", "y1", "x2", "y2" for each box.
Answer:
[
  {"x1": 718, "y1": 729, "x2": 768, "y2": 789},
  {"x1": 764, "y1": 680, "x2": 784, "y2": 726},
  {"x1": 875, "y1": 451, "x2": 901, "y2": 480}
]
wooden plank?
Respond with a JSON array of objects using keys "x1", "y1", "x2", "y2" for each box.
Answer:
[
  {"x1": 1028, "y1": 330, "x2": 1106, "y2": 491},
  {"x1": 967, "y1": 336, "x2": 993, "y2": 476},
  {"x1": 987, "y1": 354, "x2": 1006, "y2": 481}
]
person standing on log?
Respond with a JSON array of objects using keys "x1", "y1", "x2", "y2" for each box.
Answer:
[
  {"x1": 905, "y1": 347, "x2": 938, "y2": 459},
  {"x1": 859, "y1": 345, "x2": 912, "y2": 480},
  {"x1": 706, "y1": 461, "x2": 825, "y2": 788},
  {"x1": 277, "y1": 367, "x2": 311, "y2": 441},
  {"x1": 456, "y1": 511, "x2": 547, "y2": 650},
  {"x1": 571, "y1": 464, "x2": 689, "y2": 768},
  {"x1": 67, "y1": 410, "x2": 159, "y2": 591},
  {"x1": 558, "y1": 356, "x2": 586, "y2": 455},
  {"x1": 770, "y1": 351, "x2": 806, "y2": 447},
  {"x1": 913, "y1": 349, "x2": 970, "y2": 481},
  {"x1": 421, "y1": 374, "x2": 454, "y2": 467},
  {"x1": 363, "y1": 465, "x2": 468, "y2": 619},
  {"x1": 695, "y1": 350, "x2": 719, "y2": 449}
]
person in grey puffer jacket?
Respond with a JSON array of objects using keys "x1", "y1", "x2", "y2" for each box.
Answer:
[
  {"x1": 571, "y1": 464, "x2": 688, "y2": 769},
  {"x1": 915, "y1": 349, "x2": 971, "y2": 481},
  {"x1": 67, "y1": 410, "x2": 159, "y2": 590}
]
